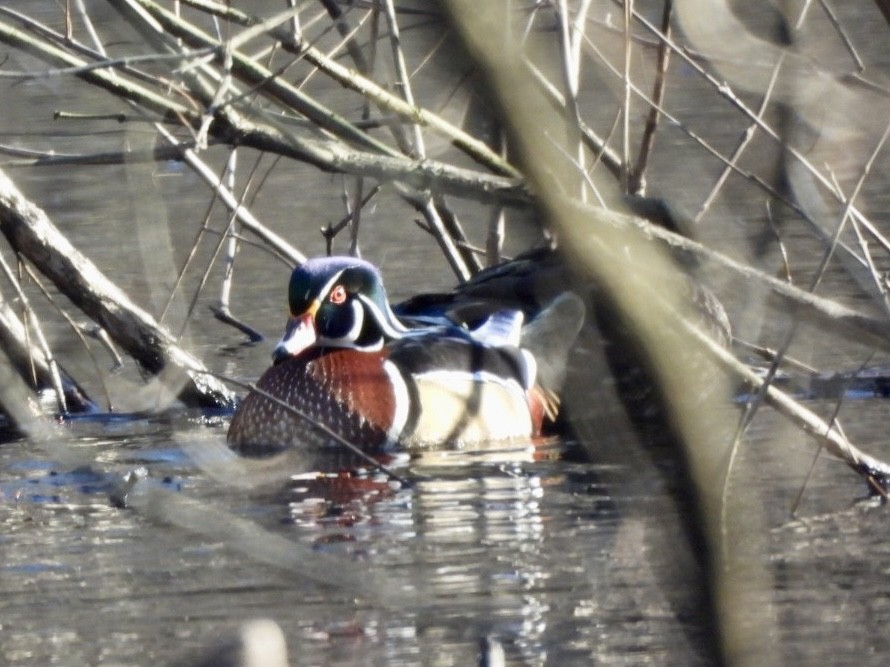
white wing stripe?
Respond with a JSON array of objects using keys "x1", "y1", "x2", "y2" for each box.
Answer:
[
  {"x1": 383, "y1": 360, "x2": 410, "y2": 443},
  {"x1": 358, "y1": 293, "x2": 408, "y2": 337}
]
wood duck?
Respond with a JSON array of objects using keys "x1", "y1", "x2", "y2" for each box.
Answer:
[{"x1": 227, "y1": 256, "x2": 585, "y2": 456}]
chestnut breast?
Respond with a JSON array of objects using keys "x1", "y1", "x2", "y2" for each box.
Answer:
[{"x1": 228, "y1": 349, "x2": 396, "y2": 456}]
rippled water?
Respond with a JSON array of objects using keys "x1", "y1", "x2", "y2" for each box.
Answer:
[
  {"x1": 2, "y1": 397, "x2": 887, "y2": 665},
  {"x1": 0, "y1": 428, "x2": 707, "y2": 666}
]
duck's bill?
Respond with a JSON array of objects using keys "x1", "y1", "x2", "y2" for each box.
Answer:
[{"x1": 272, "y1": 312, "x2": 316, "y2": 363}]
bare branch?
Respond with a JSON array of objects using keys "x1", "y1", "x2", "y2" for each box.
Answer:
[{"x1": 0, "y1": 169, "x2": 235, "y2": 409}]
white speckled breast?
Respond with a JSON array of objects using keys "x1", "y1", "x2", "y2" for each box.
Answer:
[{"x1": 227, "y1": 349, "x2": 396, "y2": 455}]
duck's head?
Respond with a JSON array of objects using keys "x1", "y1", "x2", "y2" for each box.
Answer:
[{"x1": 272, "y1": 257, "x2": 406, "y2": 363}]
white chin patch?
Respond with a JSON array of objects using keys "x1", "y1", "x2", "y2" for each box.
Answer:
[{"x1": 275, "y1": 316, "x2": 317, "y2": 357}]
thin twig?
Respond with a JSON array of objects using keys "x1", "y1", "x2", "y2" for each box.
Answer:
[
  {"x1": 0, "y1": 141, "x2": 215, "y2": 169},
  {"x1": 555, "y1": 0, "x2": 589, "y2": 200},
  {"x1": 544, "y1": 130, "x2": 606, "y2": 206},
  {"x1": 321, "y1": 184, "x2": 382, "y2": 250},
  {"x1": 732, "y1": 339, "x2": 820, "y2": 376},
  {"x1": 522, "y1": 58, "x2": 622, "y2": 180},
  {"x1": 21, "y1": 263, "x2": 112, "y2": 411},
  {"x1": 486, "y1": 128, "x2": 507, "y2": 266},
  {"x1": 214, "y1": 150, "x2": 265, "y2": 341},
  {"x1": 817, "y1": 0, "x2": 864, "y2": 72},
  {"x1": 0, "y1": 48, "x2": 215, "y2": 78},
  {"x1": 628, "y1": 0, "x2": 671, "y2": 196},
  {"x1": 766, "y1": 202, "x2": 793, "y2": 284},
  {"x1": 295, "y1": 6, "x2": 372, "y2": 92},
  {"x1": 154, "y1": 124, "x2": 307, "y2": 265},
  {"x1": 621, "y1": 0, "x2": 633, "y2": 192},
  {"x1": 811, "y1": 119, "x2": 890, "y2": 298},
  {"x1": 791, "y1": 354, "x2": 872, "y2": 517},
  {"x1": 0, "y1": 254, "x2": 68, "y2": 413},
  {"x1": 315, "y1": 0, "x2": 371, "y2": 74}
]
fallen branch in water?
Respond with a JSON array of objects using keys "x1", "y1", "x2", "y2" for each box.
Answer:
[
  {"x1": 678, "y1": 308, "x2": 890, "y2": 493},
  {"x1": 565, "y1": 198, "x2": 890, "y2": 489},
  {"x1": 0, "y1": 168, "x2": 234, "y2": 409}
]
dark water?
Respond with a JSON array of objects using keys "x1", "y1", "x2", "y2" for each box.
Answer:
[{"x1": 1, "y1": 2, "x2": 890, "y2": 665}]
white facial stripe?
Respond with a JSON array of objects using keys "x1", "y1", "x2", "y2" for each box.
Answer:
[
  {"x1": 357, "y1": 293, "x2": 407, "y2": 337},
  {"x1": 383, "y1": 360, "x2": 410, "y2": 444},
  {"x1": 317, "y1": 269, "x2": 346, "y2": 304},
  {"x1": 347, "y1": 300, "x2": 364, "y2": 339}
]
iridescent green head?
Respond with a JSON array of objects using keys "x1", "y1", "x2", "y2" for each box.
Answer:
[{"x1": 274, "y1": 257, "x2": 406, "y2": 362}]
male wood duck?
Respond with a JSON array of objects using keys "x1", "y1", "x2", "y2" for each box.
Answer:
[{"x1": 227, "y1": 256, "x2": 585, "y2": 456}]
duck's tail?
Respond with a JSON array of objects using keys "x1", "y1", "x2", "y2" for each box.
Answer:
[{"x1": 520, "y1": 292, "x2": 586, "y2": 400}]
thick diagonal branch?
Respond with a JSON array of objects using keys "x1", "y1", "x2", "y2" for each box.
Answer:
[{"x1": 0, "y1": 169, "x2": 234, "y2": 409}]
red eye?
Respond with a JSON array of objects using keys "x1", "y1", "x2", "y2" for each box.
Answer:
[{"x1": 329, "y1": 284, "x2": 347, "y2": 305}]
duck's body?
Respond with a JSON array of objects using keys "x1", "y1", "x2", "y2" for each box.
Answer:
[
  {"x1": 228, "y1": 333, "x2": 543, "y2": 455},
  {"x1": 227, "y1": 256, "x2": 582, "y2": 456}
]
